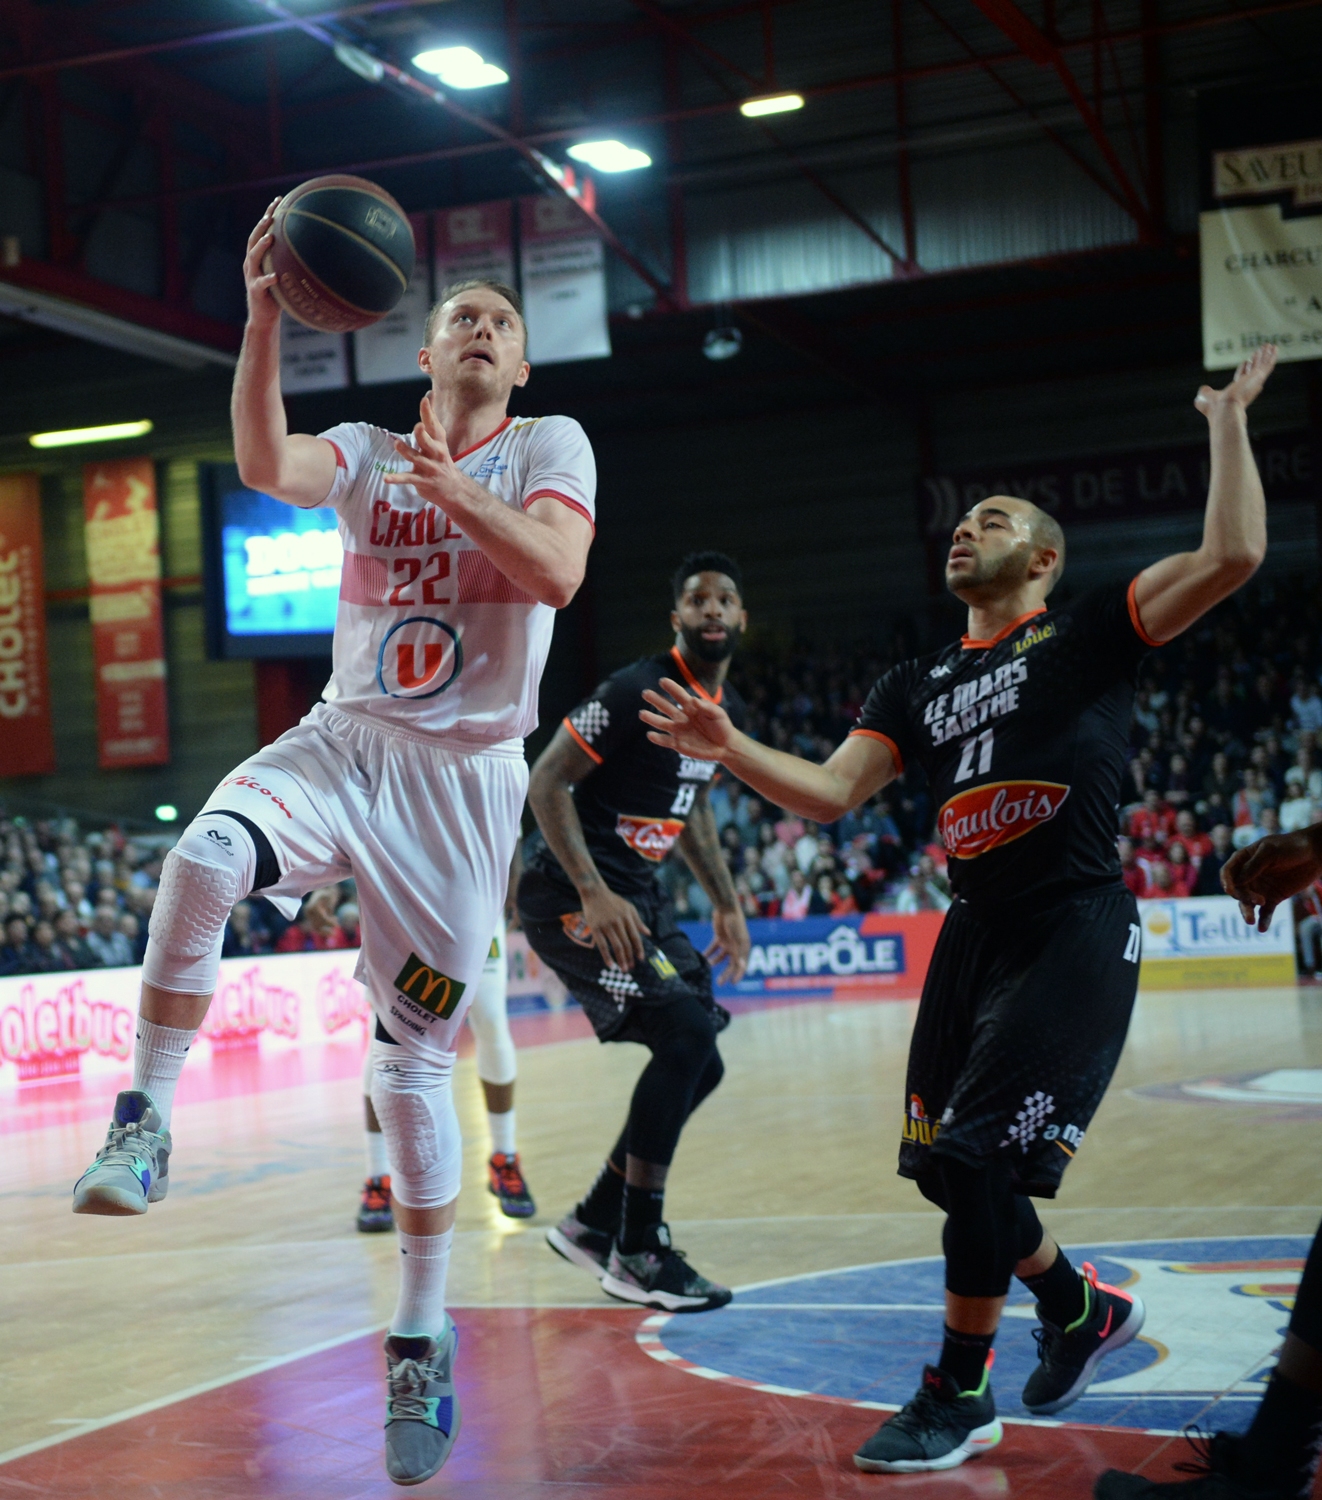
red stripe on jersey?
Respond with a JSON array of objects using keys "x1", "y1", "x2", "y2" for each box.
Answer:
[
  {"x1": 457, "y1": 551, "x2": 535, "y2": 605},
  {"x1": 848, "y1": 727, "x2": 905, "y2": 775},
  {"x1": 523, "y1": 488, "x2": 595, "y2": 533},
  {"x1": 327, "y1": 440, "x2": 347, "y2": 470},
  {"x1": 1126, "y1": 574, "x2": 1166, "y2": 647},
  {"x1": 452, "y1": 416, "x2": 513, "y2": 461},
  {"x1": 339, "y1": 550, "x2": 386, "y2": 605}
]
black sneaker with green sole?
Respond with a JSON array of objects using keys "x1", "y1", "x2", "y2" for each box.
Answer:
[{"x1": 854, "y1": 1359, "x2": 1003, "y2": 1473}]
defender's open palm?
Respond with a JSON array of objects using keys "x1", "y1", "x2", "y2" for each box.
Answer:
[
  {"x1": 641, "y1": 679, "x2": 738, "y2": 761},
  {"x1": 1195, "y1": 342, "x2": 1277, "y2": 419},
  {"x1": 1222, "y1": 829, "x2": 1322, "y2": 930}
]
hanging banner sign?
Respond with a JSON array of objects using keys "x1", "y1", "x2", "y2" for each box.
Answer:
[
  {"x1": 83, "y1": 456, "x2": 169, "y2": 768},
  {"x1": 1198, "y1": 88, "x2": 1322, "y2": 369},
  {"x1": 355, "y1": 213, "x2": 432, "y2": 386},
  {"x1": 279, "y1": 314, "x2": 349, "y2": 392},
  {"x1": 0, "y1": 473, "x2": 55, "y2": 776},
  {"x1": 434, "y1": 200, "x2": 516, "y2": 294},
  {"x1": 519, "y1": 195, "x2": 611, "y2": 366}
]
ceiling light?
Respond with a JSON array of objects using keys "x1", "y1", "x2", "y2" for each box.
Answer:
[
  {"x1": 30, "y1": 419, "x2": 154, "y2": 449},
  {"x1": 566, "y1": 140, "x2": 651, "y2": 173},
  {"x1": 740, "y1": 93, "x2": 805, "y2": 118},
  {"x1": 703, "y1": 327, "x2": 743, "y2": 361},
  {"x1": 411, "y1": 46, "x2": 508, "y2": 88},
  {"x1": 154, "y1": 804, "x2": 178, "y2": 823}
]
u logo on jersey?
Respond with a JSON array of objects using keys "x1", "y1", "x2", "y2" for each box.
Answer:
[{"x1": 376, "y1": 617, "x2": 463, "y2": 699}]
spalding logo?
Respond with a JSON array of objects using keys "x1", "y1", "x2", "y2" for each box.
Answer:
[
  {"x1": 615, "y1": 814, "x2": 685, "y2": 862},
  {"x1": 938, "y1": 780, "x2": 1070, "y2": 860}
]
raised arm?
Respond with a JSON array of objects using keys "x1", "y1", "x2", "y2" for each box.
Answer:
[
  {"x1": 384, "y1": 397, "x2": 592, "y2": 609},
  {"x1": 677, "y1": 788, "x2": 750, "y2": 982},
  {"x1": 1129, "y1": 344, "x2": 1276, "y2": 644},
  {"x1": 230, "y1": 200, "x2": 340, "y2": 509},
  {"x1": 640, "y1": 679, "x2": 900, "y2": 822},
  {"x1": 526, "y1": 724, "x2": 651, "y2": 970}
]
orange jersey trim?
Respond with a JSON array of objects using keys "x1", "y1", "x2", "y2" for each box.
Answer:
[
  {"x1": 562, "y1": 717, "x2": 603, "y2": 765},
  {"x1": 669, "y1": 645, "x2": 723, "y2": 705},
  {"x1": 523, "y1": 487, "x2": 596, "y2": 534},
  {"x1": 961, "y1": 606, "x2": 1047, "y2": 651},
  {"x1": 1126, "y1": 573, "x2": 1166, "y2": 647},
  {"x1": 848, "y1": 727, "x2": 904, "y2": 776},
  {"x1": 452, "y1": 416, "x2": 513, "y2": 461}
]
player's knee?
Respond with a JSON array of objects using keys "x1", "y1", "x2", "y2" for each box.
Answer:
[
  {"x1": 938, "y1": 1156, "x2": 1018, "y2": 1299},
  {"x1": 466, "y1": 981, "x2": 516, "y2": 1086},
  {"x1": 368, "y1": 1041, "x2": 462, "y2": 1209},
  {"x1": 653, "y1": 1004, "x2": 719, "y2": 1082},
  {"x1": 140, "y1": 815, "x2": 258, "y2": 995}
]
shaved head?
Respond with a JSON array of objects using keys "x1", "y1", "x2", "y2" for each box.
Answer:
[
  {"x1": 1025, "y1": 503, "x2": 1066, "y2": 593},
  {"x1": 946, "y1": 496, "x2": 1067, "y2": 601}
]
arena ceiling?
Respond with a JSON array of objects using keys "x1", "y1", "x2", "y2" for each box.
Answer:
[{"x1": 0, "y1": 0, "x2": 1318, "y2": 447}]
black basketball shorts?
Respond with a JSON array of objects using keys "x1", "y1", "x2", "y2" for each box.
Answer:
[
  {"x1": 517, "y1": 870, "x2": 730, "y2": 1044},
  {"x1": 900, "y1": 885, "x2": 1141, "y2": 1198}
]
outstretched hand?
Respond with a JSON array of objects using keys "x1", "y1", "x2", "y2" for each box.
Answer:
[
  {"x1": 1221, "y1": 828, "x2": 1322, "y2": 931},
  {"x1": 243, "y1": 197, "x2": 283, "y2": 328},
  {"x1": 1195, "y1": 343, "x2": 1277, "y2": 419},
  {"x1": 383, "y1": 393, "x2": 462, "y2": 504},
  {"x1": 640, "y1": 679, "x2": 738, "y2": 761}
]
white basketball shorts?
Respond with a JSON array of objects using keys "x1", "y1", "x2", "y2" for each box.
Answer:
[{"x1": 200, "y1": 703, "x2": 527, "y2": 1057}]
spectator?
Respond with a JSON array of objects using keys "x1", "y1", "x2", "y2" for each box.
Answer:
[
  {"x1": 829, "y1": 880, "x2": 858, "y2": 916},
  {"x1": 1168, "y1": 809, "x2": 1212, "y2": 868},
  {"x1": 1296, "y1": 879, "x2": 1322, "y2": 977},
  {"x1": 1165, "y1": 842, "x2": 1196, "y2": 898},
  {"x1": 794, "y1": 821, "x2": 821, "y2": 875},
  {"x1": 1291, "y1": 676, "x2": 1322, "y2": 734},
  {"x1": 54, "y1": 909, "x2": 96, "y2": 969},
  {"x1": 1128, "y1": 789, "x2": 1176, "y2": 845},
  {"x1": 781, "y1": 868, "x2": 811, "y2": 920},
  {"x1": 1280, "y1": 768, "x2": 1314, "y2": 832},
  {"x1": 1118, "y1": 837, "x2": 1145, "y2": 898},
  {"x1": 807, "y1": 873, "x2": 835, "y2": 916},
  {"x1": 337, "y1": 902, "x2": 361, "y2": 947},
  {"x1": 118, "y1": 911, "x2": 148, "y2": 965},
  {"x1": 0, "y1": 915, "x2": 38, "y2": 975},
  {"x1": 1233, "y1": 803, "x2": 1281, "y2": 850},
  {"x1": 31, "y1": 919, "x2": 73, "y2": 972},
  {"x1": 1192, "y1": 824, "x2": 1235, "y2": 895},
  {"x1": 85, "y1": 908, "x2": 133, "y2": 968}
]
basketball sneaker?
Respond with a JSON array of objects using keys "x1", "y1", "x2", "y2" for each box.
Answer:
[
  {"x1": 357, "y1": 1175, "x2": 394, "y2": 1233},
  {"x1": 854, "y1": 1359, "x2": 1003, "y2": 1473},
  {"x1": 1095, "y1": 1432, "x2": 1279, "y2": 1498},
  {"x1": 383, "y1": 1317, "x2": 461, "y2": 1486},
  {"x1": 601, "y1": 1224, "x2": 732, "y2": 1312},
  {"x1": 1022, "y1": 1261, "x2": 1146, "y2": 1415},
  {"x1": 487, "y1": 1153, "x2": 535, "y2": 1219},
  {"x1": 546, "y1": 1210, "x2": 614, "y2": 1280},
  {"x1": 72, "y1": 1090, "x2": 171, "y2": 1216}
]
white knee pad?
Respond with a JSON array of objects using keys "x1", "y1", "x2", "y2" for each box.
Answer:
[
  {"x1": 467, "y1": 955, "x2": 516, "y2": 1087},
  {"x1": 368, "y1": 1040, "x2": 462, "y2": 1210},
  {"x1": 141, "y1": 814, "x2": 257, "y2": 996}
]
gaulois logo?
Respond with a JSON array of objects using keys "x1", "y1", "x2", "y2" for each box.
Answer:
[
  {"x1": 615, "y1": 814, "x2": 685, "y2": 862},
  {"x1": 939, "y1": 780, "x2": 1070, "y2": 860},
  {"x1": 393, "y1": 953, "x2": 466, "y2": 1018}
]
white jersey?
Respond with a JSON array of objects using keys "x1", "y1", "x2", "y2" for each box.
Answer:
[{"x1": 317, "y1": 414, "x2": 596, "y2": 745}]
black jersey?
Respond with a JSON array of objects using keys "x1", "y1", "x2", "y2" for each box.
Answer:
[
  {"x1": 530, "y1": 647, "x2": 746, "y2": 899},
  {"x1": 855, "y1": 578, "x2": 1155, "y2": 911}
]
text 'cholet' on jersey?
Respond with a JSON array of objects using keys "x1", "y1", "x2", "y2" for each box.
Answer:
[
  {"x1": 853, "y1": 578, "x2": 1157, "y2": 911},
  {"x1": 536, "y1": 648, "x2": 747, "y2": 899},
  {"x1": 315, "y1": 414, "x2": 596, "y2": 746}
]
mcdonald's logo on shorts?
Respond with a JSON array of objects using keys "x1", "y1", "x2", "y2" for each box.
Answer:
[{"x1": 393, "y1": 952, "x2": 467, "y2": 1018}]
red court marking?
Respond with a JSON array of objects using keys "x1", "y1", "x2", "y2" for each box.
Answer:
[{"x1": 2, "y1": 1308, "x2": 1187, "y2": 1498}]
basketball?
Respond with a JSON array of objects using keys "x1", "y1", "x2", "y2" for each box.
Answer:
[{"x1": 263, "y1": 174, "x2": 415, "y2": 333}]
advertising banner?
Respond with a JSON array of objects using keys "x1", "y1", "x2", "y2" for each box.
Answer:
[
  {"x1": 354, "y1": 212, "x2": 432, "y2": 386},
  {"x1": 434, "y1": 200, "x2": 516, "y2": 294},
  {"x1": 1198, "y1": 87, "x2": 1322, "y2": 369},
  {"x1": 0, "y1": 472, "x2": 55, "y2": 776},
  {"x1": 682, "y1": 912, "x2": 946, "y2": 1000},
  {"x1": 1137, "y1": 896, "x2": 1295, "y2": 988},
  {"x1": 279, "y1": 314, "x2": 348, "y2": 392},
  {"x1": 519, "y1": 195, "x2": 611, "y2": 366},
  {"x1": 83, "y1": 456, "x2": 169, "y2": 768}
]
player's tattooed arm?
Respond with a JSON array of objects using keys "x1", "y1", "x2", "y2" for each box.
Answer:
[
  {"x1": 1130, "y1": 344, "x2": 1276, "y2": 644},
  {"x1": 231, "y1": 201, "x2": 341, "y2": 509},
  {"x1": 678, "y1": 790, "x2": 750, "y2": 983},
  {"x1": 641, "y1": 680, "x2": 900, "y2": 823},
  {"x1": 527, "y1": 724, "x2": 651, "y2": 970}
]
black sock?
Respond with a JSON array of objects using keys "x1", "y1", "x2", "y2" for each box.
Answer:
[
  {"x1": 938, "y1": 1326, "x2": 995, "y2": 1394},
  {"x1": 1019, "y1": 1250, "x2": 1087, "y2": 1329},
  {"x1": 618, "y1": 1182, "x2": 665, "y2": 1253},
  {"x1": 1241, "y1": 1371, "x2": 1322, "y2": 1496},
  {"x1": 576, "y1": 1159, "x2": 625, "y2": 1233}
]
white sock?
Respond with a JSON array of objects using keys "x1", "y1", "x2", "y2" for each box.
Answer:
[
  {"x1": 488, "y1": 1109, "x2": 516, "y2": 1158},
  {"x1": 132, "y1": 1017, "x2": 198, "y2": 1129},
  {"x1": 391, "y1": 1228, "x2": 453, "y2": 1338},
  {"x1": 366, "y1": 1127, "x2": 391, "y2": 1179}
]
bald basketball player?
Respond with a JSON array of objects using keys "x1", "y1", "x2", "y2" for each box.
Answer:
[{"x1": 641, "y1": 346, "x2": 1278, "y2": 1472}]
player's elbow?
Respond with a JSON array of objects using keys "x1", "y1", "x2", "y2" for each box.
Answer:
[
  {"x1": 538, "y1": 565, "x2": 584, "y2": 610},
  {"x1": 1213, "y1": 547, "x2": 1265, "y2": 586}
]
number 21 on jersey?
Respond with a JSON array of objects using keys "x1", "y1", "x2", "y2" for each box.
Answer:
[{"x1": 954, "y1": 727, "x2": 994, "y2": 782}]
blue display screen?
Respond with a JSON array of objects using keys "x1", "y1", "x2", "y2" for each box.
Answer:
[{"x1": 220, "y1": 488, "x2": 342, "y2": 637}]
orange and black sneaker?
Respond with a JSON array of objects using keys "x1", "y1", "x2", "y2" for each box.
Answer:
[
  {"x1": 357, "y1": 1174, "x2": 394, "y2": 1233},
  {"x1": 487, "y1": 1153, "x2": 536, "y2": 1219}
]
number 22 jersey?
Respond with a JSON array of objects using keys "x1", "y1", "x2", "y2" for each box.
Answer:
[{"x1": 853, "y1": 578, "x2": 1156, "y2": 911}]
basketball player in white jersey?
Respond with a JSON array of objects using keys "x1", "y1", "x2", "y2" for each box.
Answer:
[{"x1": 70, "y1": 200, "x2": 596, "y2": 1487}]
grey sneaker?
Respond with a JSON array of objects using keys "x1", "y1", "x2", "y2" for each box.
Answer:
[
  {"x1": 72, "y1": 1090, "x2": 172, "y2": 1216},
  {"x1": 383, "y1": 1318, "x2": 461, "y2": 1486},
  {"x1": 546, "y1": 1210, "x2": 613, "y2": 1281},
  {"x1": 601, "y1": 1223, "x2": 732, "y2": 1312}
]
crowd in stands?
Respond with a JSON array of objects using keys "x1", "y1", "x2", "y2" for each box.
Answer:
[{"x1": 6, "y1": 577, "x2": 1322, "y2": 977}]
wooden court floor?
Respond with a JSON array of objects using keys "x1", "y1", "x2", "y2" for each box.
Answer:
[{"x1": 3, "y1": 984, "x2": 1321, "y2": 1497}]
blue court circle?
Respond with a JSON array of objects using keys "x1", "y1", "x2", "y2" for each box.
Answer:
[{"x1": 656, "y1": 1236, "x2": 1309, "y2": 1434}]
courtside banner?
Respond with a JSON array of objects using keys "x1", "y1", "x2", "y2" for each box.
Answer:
[
  {"x1": 0, "y1": 472, "x2": 55, "y2": 776},
  {"x1": 681, "y1": 912, "x2": 945, "y2": 1000},
  {"x1": 1137, "y1": 896, "x2": 1295, "y2": 988},
  {"x1": 83, "y1": 456, "x2": 169, "y2": 768}
]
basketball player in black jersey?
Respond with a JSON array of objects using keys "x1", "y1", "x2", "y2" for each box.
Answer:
[
  {"x1": 1096, "y1": 819, "x2": 1322, "y2": 1499},
  {"x1": 642, "y1": 347, "x2": 1278, "y2": 1471},
  {"x1": 519, "y1": 551, "x2": 751, "y2": 1313}
]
